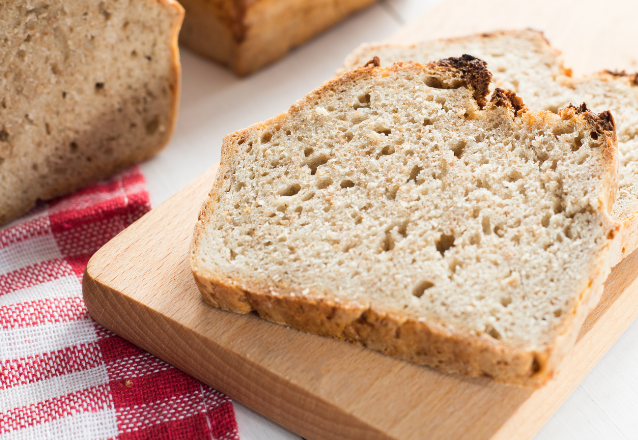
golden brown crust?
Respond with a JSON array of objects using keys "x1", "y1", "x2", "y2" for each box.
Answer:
[
  {"x1": 180, "y1": 0, "x2": 378, "y2": 76},
  {"x1": 191, "y1": 60, "x2": 621, "y2": 388}
]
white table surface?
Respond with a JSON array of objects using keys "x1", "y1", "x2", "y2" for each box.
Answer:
[{"x1": 140, "y1": 1, "x2": 638, "y2": 438}]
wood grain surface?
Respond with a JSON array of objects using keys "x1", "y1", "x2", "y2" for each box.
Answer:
[
  {"x1": 84, "y1": 2, "x2": 638, "y2": 438},
  {"x1": 84, "y1": 163, "x2": 638, "y2": 440}
]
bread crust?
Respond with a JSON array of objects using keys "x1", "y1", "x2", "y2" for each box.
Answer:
[
  {"x1": 342, "y1": 29, "x2": 568, "y2": 76},
  {"x1": 179, "y1": 0, "x2": 378, "y2": 76},
  {"x1": 191, "y1": 61, "x2": 621, "y2": 387}
]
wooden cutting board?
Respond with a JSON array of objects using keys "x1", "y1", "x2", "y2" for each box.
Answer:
[
  {"x1": 84, "y1": 2, "x2": 638, "y2": 439},
  {"x1": 84, "y1": 167, "x2": 638, "y2": 440}
]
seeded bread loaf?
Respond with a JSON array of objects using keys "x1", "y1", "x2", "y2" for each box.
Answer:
[
  {"x1": 178, "y1": 0, "x2": 378, "y2": 76},
  {"x1": 344, "y1": 30, "x2": 638, "y2": 259},
  {"x1": 191, "y1": 57, "x2": 620, "y2": 387},
  {"x1": 0, "y1": 0, "x2": 183, "y2": 226}
]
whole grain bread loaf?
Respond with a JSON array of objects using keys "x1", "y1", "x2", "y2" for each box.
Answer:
[
  {"x1": 0, "y1": 0, "x2": 183, "y2": 226},
  {"x1": 179, "y1": 0, "x2": 378, "y2": 76},
  {"x1": 191, "y1": 57, "x2": 620, "y2": 387},
  {"x1": 344, "y1": 30, "x2": 638, "y2": 259}
]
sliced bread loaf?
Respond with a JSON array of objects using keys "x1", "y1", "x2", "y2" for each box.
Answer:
[
  {"x1": 191, "y1": 57, "x2": 620, "y2": 386},
  {"x1": 178, "y1": 0, "x2": 378, "y2": 76},
  {"x1": 344, "y1": 30, "x2": 638, "y2": 258},
  {"x1": 0, "y1": 0, "x2": 183, "y2": 226}
]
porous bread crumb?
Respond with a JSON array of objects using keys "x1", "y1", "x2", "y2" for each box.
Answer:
[
  {"x1": 191, "y1": 58, "x2": 619, "y2": 386},
  {"x1": 343, "y1": 30, "x2": 638, "y2": 257}
]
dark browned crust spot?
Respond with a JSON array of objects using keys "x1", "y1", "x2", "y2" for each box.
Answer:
[
  {"x1": 568, "y1": 103, "x2": 589, "y2": 114},
  {"x1": 363, "y1": 56, "x2": 381, "y2": 68},
  {"x1": 490, "y1": 88, "x2": 527, "y2": 116},
  {"x1": 605, "y1": 69, "x2": 638, "y2": 86},
  {"x1": 430, "y1": 55, "x2": 492, "y2": 108},
  {"x1": 567, "y1": 103, "x2": 616, "y2": 138}
]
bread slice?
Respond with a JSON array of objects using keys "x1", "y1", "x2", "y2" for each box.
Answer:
[
  {"x1": 0, "y1": 0, "x2": 184, "y2": 226},
  {"x1": 178, "y1": 0, "x2": 378, "y2": 76},
  {"x1": 343, "y1": 30, "x2": 638, "y2": 259},
  {"x1": 191, "y1": 57, "x2": 620, "y2": 386}
]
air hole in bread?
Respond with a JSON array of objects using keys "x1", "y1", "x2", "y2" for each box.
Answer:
[
  {"x1": 145, "y1": 116, "x2": 159, "y2": 135},
  {"x1": 507, "y1": 170, "x2": 522, "y2": 182},
  {"x1": 482, "y1": 216, "x2": 491, "y2": 235},
  {"x1": 486, "y1": 325, "x2": 502, "y2": 340},
  {"x1": 70, "y1": 142, "x2": 78, "y2": 153},
  {"x1": 386, "y1": 185, "x2": 399, "y2": 200},
  {"x1": 424, "y1": 76, "x2": 443, "y2": 88},
  {"x1": 316, "y1": 177, "x2": 332, "y2": 189},
  {"x1": 381, "y1": 231, "x2": 395, "y2": 252},
  {"x1": 353, "y1": 93, "x2": 371, "y2": 110},
  {"x1": 553, "y1": 309, "x2": 562, "y2": 318},
  {"x1": 261, "y1": 132, "x2": 272, "y2": 143},
  {"x1": 412, "y1": 281, "x2": 434, "y2": 298},
  {"x1": 350, "y1": 111, "x2": 368, "y2": 124},
  {"x1": 380, "y1": 145, "x2": 395, "y2": 156},
  {"x1": 306, "y1": 154, "x2": 329, "y2": 175},
  {"x1": 423, "y1": 118, "x2": 434, "y2": 126},
  {"x1": 229, "y1": 249, "x2": 237, "y2": 260},
  {"x1": 408, "y1": 165, "x2": 422, "y2": 183},
  {"x1": 301, "y1": 191, "x2": 315, "y2": 201},
  {"x1": 234, "y1": 182, "x2": 245, "y2": 192},
  {"x1": 552, "y1": 124, "x2": 573, "y2": 137},
  {"x1": 345, "y1": 132, "x2": 354, "y2": 142},
  {"x1": 436, "y1": 233, "x2": 455, "y2": 255},
  {"x1": 572, "y1": 133, "x2": 584, "y2": 151},
  {"x1": 95, "y1": 82, "x2": 104, "y2": 92},
  {"x1": 304, "y1": 147, "x2": 314, "y2": 157},
  {"x1": 576, "y1": 153, "x2": 588, "y2": 165},
  {"x1": 279, "y1": 183, "x2": 300, "y2": 196},
  {"x1": 340, "y1": 179, "x2": 355, "y2": 189},
  {"x1": 564, "y1": 225, "x2": 574, "y2": 239},
  {"x1": 500, "y1": 296, "x2": 512, "y2": 307},
  {"x1": 375, "y1": 126, "x2": 391, "y2": 136},
  {"x1": 451, "y1": 140, "x2": 466, "y2": 158}
]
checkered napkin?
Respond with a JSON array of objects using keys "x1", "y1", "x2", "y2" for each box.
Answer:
[{"x1": 0, "y1": 167, "x2": 239, "y2": 440}]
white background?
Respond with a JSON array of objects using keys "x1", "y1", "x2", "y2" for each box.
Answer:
[{"x1": 140, "y1": 1, "x2": 638, "y2": 438}]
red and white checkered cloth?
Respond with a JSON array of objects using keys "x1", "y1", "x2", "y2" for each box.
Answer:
[{"x1": 0, "y1": 167, "x2": 239, "y2": 440}]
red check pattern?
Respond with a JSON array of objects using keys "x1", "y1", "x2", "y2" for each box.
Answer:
[{"x1": 0, "y1": 167, "x2": 239, "y2": 440}]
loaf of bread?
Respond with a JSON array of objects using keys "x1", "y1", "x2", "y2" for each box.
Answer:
[
  {"x1": 191, "y1": 57, "x2": 620, "y2": 386},
  {"x1": 344, "y1": 30, "x2": 638, "y2": 259},
  {"x1": 0, "y1": 0, "x2": 183, "y2": 226},
  {"x1": 178, "y1": 0, "x2": 378, "y2": 76}
]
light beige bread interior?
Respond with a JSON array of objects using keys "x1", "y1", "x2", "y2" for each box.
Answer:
[
  {"x1": 178, "y1": 0, "x2": 378, "y2": 76},
  {"x1": 344, "y1": 30, "x2": 638, "y2": 259},
  {"x1": 191, "y1": 57, "x2": 620, "y2": 387},
  {"x1": 0, "y1": 0, "x2": 183, "y2": 226}
]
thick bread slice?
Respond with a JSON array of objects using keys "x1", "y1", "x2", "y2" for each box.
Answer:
[
  {"x1": 0, "y1": 0, "x2": 184, "y2": 226},
  {"x1": 343, "y1": 30, "x2": 638, "y2": 259},
  {"x1": 191, "y1": 57, "x2": 620, "y2": 387},
  {"x1": 178, "y1": 0, "x2": 378, "y2": 76}
]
